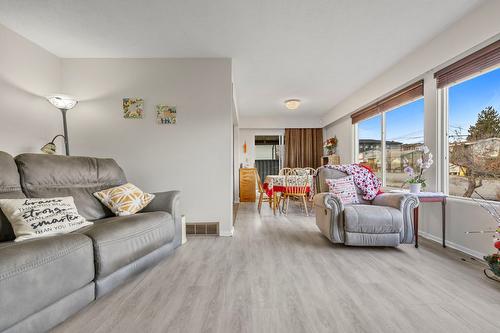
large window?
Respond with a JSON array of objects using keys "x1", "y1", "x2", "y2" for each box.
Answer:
[
  {"x1": 357, "y1": 99, "x2": 424, "y2": 187},
  {"x1": 358, "y1": 114, "x2": 382, "y2": 178},
  {"x1": 385, "y1": 99, "x2": 424, "y2": 188},
  {"x1": 447, "y1": 67, "x2": 500, "y2": 201}
]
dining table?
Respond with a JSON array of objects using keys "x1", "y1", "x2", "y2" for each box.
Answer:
[{"x1": 263, "y1": 174, "x2": 313, "y2": 214}]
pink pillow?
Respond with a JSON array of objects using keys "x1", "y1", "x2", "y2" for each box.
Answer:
[{"x1": 325, "y1": 176, "x2": 359, "y2": 204}]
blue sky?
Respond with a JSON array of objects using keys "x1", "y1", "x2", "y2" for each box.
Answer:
[
  {"x1": 449, "y1": 67, "x2": 500, "y2": 138},
  {"x1": 359, "y1": 67, "x2": 500, "y2": 143},
  {"x1": 358, "y1": 99, "x2": 424, "y2": 143}
]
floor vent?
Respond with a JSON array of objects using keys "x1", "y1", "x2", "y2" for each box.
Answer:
[{"x1": 186, "y1": 222, "x2": 219, "y2": 236}]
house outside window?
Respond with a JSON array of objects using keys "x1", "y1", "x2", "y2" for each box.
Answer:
[
  {"x1": 447, "y1": 67, "x2": 500, "y2": 201},
  {"x1": 356, "y1": 98, "x2": 424, "y2": 188}
]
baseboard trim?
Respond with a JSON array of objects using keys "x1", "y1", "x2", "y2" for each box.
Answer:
[
  {"x1": 419, "y1": 231, "x2": 485, "y2": 259},
  {"x1": 220, "y1": 226, "x2": 234, "y2": 237}
]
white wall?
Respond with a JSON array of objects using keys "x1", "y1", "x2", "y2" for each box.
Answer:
[
  {"x1": 0, "y1": 27, "x2": 236, "y2": 236},
  {"x1": 321, "y1": 1, "x2": 500, "y2": 126},
  {"x1": 238, "y1": 128, "x2": 285, "y2": 170},
  {"x1": 61, "y1": 58, "x2": 234, "y2": 235},
  {"x1": 323, "y1": 115, "x2": 353, "y2": 164},
  {"x1": 233, "y1": 124, "x2": 240, "y2": 202},
  {"x1": 321, "y1": 0, "x2": 500, "y2": 257},
  {"x1": 0, "y1": 24, "x2": 62, "y2": 155}
]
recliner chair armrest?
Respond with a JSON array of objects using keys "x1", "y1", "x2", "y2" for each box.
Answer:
[
  {"x1": 372, "y1": 192, "x2": 419, "y2": 244},
  {"x1": 313, "y1": 192, "x2": 344, "y2": 212},
  {"x1": 313, "y1": 193, "x2": 345, "y2": 243},
  {"x1": 372, "y1": 192, "x2": 419, "y2": 211},
  {"x1": 143, "y1": 190, "x2": 182, "y2": 247}
]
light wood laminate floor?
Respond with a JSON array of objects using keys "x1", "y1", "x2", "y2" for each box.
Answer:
[{"x1": 53, "y1": 203, "x2": 500, "y2": 333}]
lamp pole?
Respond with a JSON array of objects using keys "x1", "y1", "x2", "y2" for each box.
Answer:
[
  {"x1": 60, "y1": 108, "x2": 70, "y2": 156},
  {"x1": 46, "y1": 94, "x2": 77, "y2": 156}
]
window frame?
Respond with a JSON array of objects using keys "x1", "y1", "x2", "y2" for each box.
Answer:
[
  {"x1": 355, "y1": 97, "x2": 425, "y2": 188},
  {"x1": 440, "y1": 65, "x2": 500, "y2": 200}
]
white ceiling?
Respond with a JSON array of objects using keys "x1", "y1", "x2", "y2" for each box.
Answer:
[{"x1": 0, "y1": 0, "x2": 484, "y2": 119}]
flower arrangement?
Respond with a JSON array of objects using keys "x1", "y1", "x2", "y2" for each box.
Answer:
[
  {"x1": 402, "y1": 145, "x2": 433, "y2": 192},
  {"x1": 324, "y1": 137, "x2": 338, "y2": 155},
  {"x1": 469, "y1": 191, "x2": 500, "y2": 281},
  {"x1": 484, "y1": 254, "x2": 500, "y2": 278}
]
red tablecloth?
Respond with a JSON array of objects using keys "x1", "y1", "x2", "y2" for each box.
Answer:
[{"x1": 263, "y1": 183, "x2": 310, "y2": 197}]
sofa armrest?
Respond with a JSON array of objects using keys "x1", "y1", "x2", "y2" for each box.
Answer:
[
  {"x1": 372, "y1": 193, "x2": 419, "y2": 244},
  {"x1": 313, "y1": 193, "x2": 345, "y2": 243},
  {"x1": 143, "y1": 190, "x2": 182, "y2": 247}
]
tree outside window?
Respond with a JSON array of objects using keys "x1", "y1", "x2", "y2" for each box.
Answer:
[{"x1": 448, "y1": 68, "x2": 500, "y2": 201}]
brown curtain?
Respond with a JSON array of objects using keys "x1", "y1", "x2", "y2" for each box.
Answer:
[{"x1": 284, "y1": 128, "x2": 323, "y2": 168}]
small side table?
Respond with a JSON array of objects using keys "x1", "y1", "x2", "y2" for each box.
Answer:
[
  {"x1": 413, "y1": 192, "x2": 447, "y2": 248},
  {"x1": 390, "y1": 191, "x2": 447, "y2": 248}
]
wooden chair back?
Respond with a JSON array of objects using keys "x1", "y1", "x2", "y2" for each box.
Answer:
[
  {"x1": 255, "y1": 169, "x2": 264, "y2": 193},
  {"x1": 302, "y1": 167, "x2": 316, "y2": 176},
  {"x1": 292, "y1": 167, "x2": 315, "y2": 176},
  {"x1": 284, "y1": 169, "x2": 309, "y2": 196},
  {"x1": 279, "y1": 167, "x2": 292, "y2": 175}
]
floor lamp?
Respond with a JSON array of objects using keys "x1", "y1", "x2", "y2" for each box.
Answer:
[{"x1": 43, "y1": 94, "x2": 78, "y2": 156}]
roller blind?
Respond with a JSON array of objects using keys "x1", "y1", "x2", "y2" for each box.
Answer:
[
  {"x1": 351, "y1": 80, "x2": 424, "y2": 124},
  {"x1": 434, "y1": 39, "x2": 500, "y2": 89}
]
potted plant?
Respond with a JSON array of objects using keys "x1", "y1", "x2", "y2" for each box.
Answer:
[
  {"x1": 402, "y1": 145, "x2": 433, "y2": 193},
  {"x1": 484, "y1": 253, "x2": 500, "y2": 280},
  {"x1": 324, "y1": 136, "x2": 338, "y2": 156},
  {"x1": 470, "y1": 191, "x2": 500, "y2": 282}
]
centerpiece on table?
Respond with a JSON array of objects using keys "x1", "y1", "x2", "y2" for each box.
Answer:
[
  {"x1": 402, "y1": 145, "x2": 433, "y2": 194},
  {"x1": 324, "y1": 136, "x2": 338, "y2": 155}
]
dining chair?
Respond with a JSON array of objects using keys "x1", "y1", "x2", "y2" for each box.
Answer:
[
  {"x1": 279, "y1": 169, "x2": 310, "y2": 216},
  {"x1": 295, "y1": 167, "x2": 315, "y2": 206},
  {"x1": 279, "y1": 167, "x2": 292, "y2": 175},
  {"x1": 292, "y1": 168, "x2": 308, "y2": 176},
  {"x1": 255, "y1": 170, "x2": 273, "y2": 213},
  {"x1": 302, "y1": 167, "x2": 316, "y2": 176}
]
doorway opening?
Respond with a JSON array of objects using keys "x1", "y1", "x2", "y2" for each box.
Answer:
[{"x1": 254, "y1": 135, "x2": 284, "y2": 182}]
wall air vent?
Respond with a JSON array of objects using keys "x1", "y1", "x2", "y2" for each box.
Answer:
[{"x1": 186, "y1": 222, "x2": 219, "y2": 236}]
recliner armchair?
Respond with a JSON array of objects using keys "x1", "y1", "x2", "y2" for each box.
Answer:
[{"x1": 313, "y1": 167, "x2": 418, "y2": 247}]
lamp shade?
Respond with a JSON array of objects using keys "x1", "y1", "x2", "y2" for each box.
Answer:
[
  {"x1": 46, "y1": 94, "x2": 78, "y2": 110},
  {"x1": 40, "y1": 134, "x2": 65, "y2": 155},
  {"x1": 40, "y1": 142, "x2": 57, "y2": 154}
]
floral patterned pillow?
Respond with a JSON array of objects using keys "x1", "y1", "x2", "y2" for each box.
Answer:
[
  {"x1": 325, "y1": 176, "x2": 359, "y2": 205},
  {"x1": 93, "y1": 183, "x2": 155, "y2": 216}
]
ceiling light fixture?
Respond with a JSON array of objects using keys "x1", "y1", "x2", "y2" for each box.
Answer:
[{"x1": 284, "y1": 99, "x2": 301, "y2": 110}]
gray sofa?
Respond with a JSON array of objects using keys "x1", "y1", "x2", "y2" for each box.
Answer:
[
  {"x1": 0, "y1": 152, "x2": 181, "y2": 333},
  {"x1": 313, "y1": 167, "x2": 418, "y2": 247}
]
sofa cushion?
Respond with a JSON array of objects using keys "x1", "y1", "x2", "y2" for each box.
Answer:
[
  {"x1": 0, "y1": 151, "x2": 26, "y2": 242},
  {"x1": 0, "y1": 233, "x2": 94, "y2": 332},
  {"x1": 344, "y1": 204, "x2": 403, "y2": 234},
  {"x1": 15, "y1": 153, "x2": 127, "y2": 221},
  {"x1": 82, "y1": 211, "x2": 174, "y2": 278}
]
